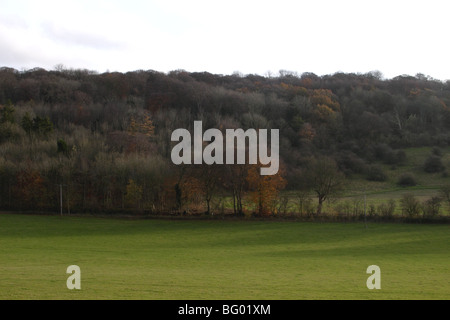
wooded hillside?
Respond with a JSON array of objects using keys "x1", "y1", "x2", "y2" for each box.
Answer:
[{"x1": 1, "y1": 67, "x2": 450, "y2": 215}]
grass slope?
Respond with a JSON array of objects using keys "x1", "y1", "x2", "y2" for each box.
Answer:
[{"x1": 0, "y1": 213, "x2": 448, "y2": 300}]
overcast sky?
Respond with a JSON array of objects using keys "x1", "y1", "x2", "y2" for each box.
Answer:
[{"x1": 1, "y1": 0, "x2": 449, "y2": 80}]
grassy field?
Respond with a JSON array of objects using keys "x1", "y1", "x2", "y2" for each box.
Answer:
[{"x1": 0, "y1": 213, "x2": 448, "y2": 300}]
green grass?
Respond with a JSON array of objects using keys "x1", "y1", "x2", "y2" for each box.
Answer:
[{"x1": 0, "y1": 213, "x2": 448, "y2": 300}]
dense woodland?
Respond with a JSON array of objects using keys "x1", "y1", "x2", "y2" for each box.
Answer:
[{"x1": 1, "y1": 66, "x2": 450, "y2": 216}]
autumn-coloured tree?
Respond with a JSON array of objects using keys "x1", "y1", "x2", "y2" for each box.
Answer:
[
  {"x1": 160, "y1": 165, "x2": 204, "y2": 214},
  {"x1": 279, "y1": 82, "x2": 308, "y2": 100},
  {"x1": 310, "y1": 89, "x2": 340, "y2": 112},
  {"x1": 299, "y1": 122, "x2": 316, "y2": 141},
  {"x1": 177, "y1": 174, "x2": 204, "y2": 214},
  {"x1": 14, "y1": 168, "x2": 47, "y2": 209},
  {"x1": 128, "y1": 114, "x2": 155, "y2": 137},
  {"x1": 126, "y1": 113, "x2": 155, "y2": 153},
  {"x1": 246, "y1": 164, "x2": 287, "y2": 216}
]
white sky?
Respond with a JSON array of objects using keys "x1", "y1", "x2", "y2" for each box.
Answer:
[{"x1": 1, "y1": 0, "x2": 449, "y2": 80}]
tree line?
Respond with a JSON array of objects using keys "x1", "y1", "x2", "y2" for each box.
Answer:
[{"x1": 1, "y1": 66, "x2": 450, "y2": 216}]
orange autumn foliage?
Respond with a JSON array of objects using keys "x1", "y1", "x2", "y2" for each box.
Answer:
[
  {"x1": 246, "y1": 164, "x2": 287, "y2": 216},
  {"x1": 15, "y1": 168, "x2": 46, "y2": 208},
  {"x1": 310, "y1": 89, "x2": 340, "y2": 112}
]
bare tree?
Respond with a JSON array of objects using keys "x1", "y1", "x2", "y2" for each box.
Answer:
[
  {"x1": 223, "y1": 164, "x2": 248, "y2": 216},
  {"x1": 304, "y1": 157, "x2": 345, "y2": 216}
]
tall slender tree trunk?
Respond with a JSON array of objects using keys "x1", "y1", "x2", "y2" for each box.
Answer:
[
  {"x1": 317, "y1": 197, "x2": 324, "y2": 216},
  {"x1": 206, "y1": 198, "x2": 211, "y2": 215},
  {"x1": 232, "y1": 189, "x2": 237, "y2": 214}
]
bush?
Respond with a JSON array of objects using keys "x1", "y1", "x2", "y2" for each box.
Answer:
[
  {"x1": 431, "y1": 147, "x2": 443, "y2": 157},
  {"x1": 368, "y1": 204, "x2": 377, "y2": 217},
  {"x1": 397, "y1": 173, "x2": 417, "y2": 187},
  {"x1": 400, "y1": 194, "x2": 421, "y2": 217},
  {"x1": 371, "y1": 144, "x2": 407, "y2": 165},
  {"x1": 440, "y1": 185, "x2": 450, "y2": 211},
  {"x1": 372, "y1": 143, "x2": 391, "y2": 161},
  {"x1": 366, "y1": 165, "x2": 387, "y2": 181},
  {"x1": 422, "y1": 196, "x2": 442, "y2": 217},
  {"x1": 386, "y1": 149, "x2": 407, "y2": 165},
  {"x1": 335, "y1": 151, "x2": 367, "y2": 176},
  {"x1": 423, "y1": 155, "x2": 445, "y2": 173},
  {"x1": 377, "y1": 199, "x2": 396, "y2": 217}
]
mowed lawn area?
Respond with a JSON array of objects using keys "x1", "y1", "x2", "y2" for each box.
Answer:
[{"x1": 0, "y1": 213, "x2": 448, "y2": 300}]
